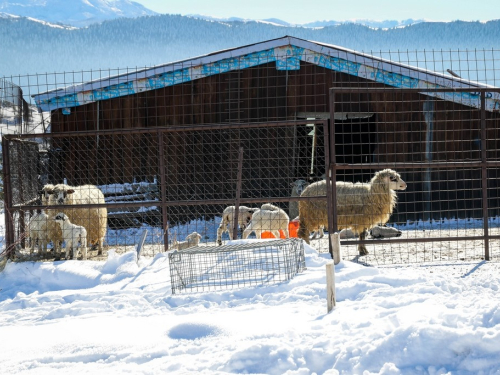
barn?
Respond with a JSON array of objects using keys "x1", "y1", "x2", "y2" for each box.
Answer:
[{"x1": 30, "y1": 36, "x2": 500, "y2": 226}]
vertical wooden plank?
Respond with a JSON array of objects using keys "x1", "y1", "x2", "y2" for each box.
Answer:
[
  {"x1": 326, "y1": 261, "x2": 336, "y2": 313},
  {"x1": 330, "y1": 232, "x2": 342, "y2": 265}
]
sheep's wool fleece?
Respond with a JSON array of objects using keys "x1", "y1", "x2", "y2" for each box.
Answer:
[{"x1": 299, "y1": 170, "x2": 400, "y2": 233}]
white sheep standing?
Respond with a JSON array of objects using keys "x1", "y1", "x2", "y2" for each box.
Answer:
[
  {"x1": 289, "y1": 179, "x2": 309, "y2": 220},
  {"x1": 171, "y1": 231, "x2": 202, "y2": 251},
  {"x1": 54, "y1": 212, "x2": 88, "y2": 260},
  {"x1": 49, "y1": 184, "x2": 107, "y2": 255},
  {"x1": 40, "y1": 184, "x2": 63, "y2": 254},
  {"x1": 298, "y1": 169, "x2": 407, "y2": 255},
  {"x1": 242, "y1": 203, "x2": 290, "y2": 240},
  {"x1": 27, "y1": 211, "x2": 50, "y2": 255},
  {"x1": 217, "y1": 205, "x2": 258, "y2": 245}
]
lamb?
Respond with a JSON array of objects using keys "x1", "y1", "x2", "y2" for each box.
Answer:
[
  {"x1": 49, "y1": 184, "x2": 107, "y2": 255},
  {"x1": 298, "y1": 169, "x2": 407, "y2": 255},
  {"x1": 54, "y1": 212, "x2": 88, "y2": 260},
  {"x1": 40, "y1": 184, "x2": 63, "y2": 254},
  {"x1": 171, "y1": 231, "x2": 202, "y2": 251},
  {"x1": 27, "y1": 211, "x2": 50, "y2": 255},
  {"x1": 217, "y1": 205, "x2": 258, "y2": 245},
  {"x1": 289, "y1": 179, "x2": 309, "y2": 221},
  {"x1": 242, "y1": 203, "x2": 290, "y2": 240}
]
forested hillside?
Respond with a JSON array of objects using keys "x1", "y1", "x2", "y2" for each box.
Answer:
[{"x1": 1, "y1": 14, "x2": 499, "y2": 79}]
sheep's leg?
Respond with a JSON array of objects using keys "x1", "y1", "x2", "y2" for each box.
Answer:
[
  {"x1": 81, "y1": 239, "x2": 88, "y2": 260},
  {"x1": 216, "y1": 224, "x2": 225, "y2": 245},
  {"x1": 41, "y1": 240, "x2": 48, "y2": 257},
  {"x1": 272, "y1": 230, "x2": 281, "y2": 239},
  {"x1": 283, "y1": 228, "x2": 289, "y2": 238},
  {"x1": 65, "y1": 243, "x2": 71, "y2": 260},
  {"x1": 318, "y1": 226, "x2": 325, "y2": 238},
  {"x1": 358, "y1": 230, "x2": 369, "y2": 256},
  {"x1": 297, "y1": 222, "x2": 310, "y2": 245},
  {"x1": 242, "y1": 225, "x2": 252, "y2": 239},
  {"x1": 227, "y1": 223, "x2": 234, "y2": 241}
]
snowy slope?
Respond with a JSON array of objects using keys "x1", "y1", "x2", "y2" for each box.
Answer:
[{"x1": 1, "y1": 236, "x2": 500, "y2": 374}]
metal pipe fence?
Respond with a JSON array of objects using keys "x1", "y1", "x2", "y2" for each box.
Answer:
[{"x1": 2, "y1": 46, "x2": 500, "y2": 266}]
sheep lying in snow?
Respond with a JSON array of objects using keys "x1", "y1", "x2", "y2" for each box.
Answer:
[
  {"x1": 48, "y1": 184, "x2": 107, "y2": 255},
  {"x1": 289, "y1": 179, "x2": 309, "y2": 220},
  {"x1": 171, "y1": 232, "x2": 202, "y2": 250},
  {"x1": 339, "y1": 228, "x2": 357, "y2": 239},
  {"x1": 242, "y1": 203, "x2": 290, "y2": 240},
  {"x1": 54, "y1": 212, "x2": 88, "y2": 260},
  {"x1": 217, "y1": 205, "x2": 258, "y2": 245},
  {"x1": 298, "y1": 169, "x2": 407, "y2": 255},
  {"x1": 370, "y1": 225, "x2": 402, "y2": 238},
  {"x1": 27, "y1": 211, "x2": 50, "y2": 255}
]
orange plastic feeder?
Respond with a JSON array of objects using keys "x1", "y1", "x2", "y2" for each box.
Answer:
[{"x1": 261, "y1": 221, "x2": 299, "y2": 238}]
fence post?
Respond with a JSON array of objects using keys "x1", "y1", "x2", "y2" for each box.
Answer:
[
  {"x1": 232, "y1": 147, "x2": 244, "y2": 241},
  {"x1": 2, "y1": 137, "x2": 15, "y2": 259},
  {"x1": 157, "y1": 131, "x2": 168, "y2": 251},
  {"x1": 326, "y1": 261, "x2": 336, "y2": 313},
  {"x1": 330, "y1": 232, "x2": 342, "y2": 265},
  {"x1": 480, "y1": 91, "x2": 490, "y2": 261}
]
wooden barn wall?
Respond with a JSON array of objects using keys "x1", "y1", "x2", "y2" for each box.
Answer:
[{"x1": 48, "y1": 61, "x2": 500, "y2": 221}]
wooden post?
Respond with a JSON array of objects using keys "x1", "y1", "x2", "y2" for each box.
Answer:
[
  {"x1": 326, "y1": 261, "x2": 336, "y2": 313},
  {"x1": 330, "y1": 232, "x2": 342, "y2": 265}
]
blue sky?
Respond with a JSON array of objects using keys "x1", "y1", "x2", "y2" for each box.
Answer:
[{"x1": 134, "y1": 0, "x2": 500, "y2": 24}]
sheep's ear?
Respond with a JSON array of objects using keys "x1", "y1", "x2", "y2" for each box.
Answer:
[{"x1": 67, "y1": 189, "x2": 75, "y2": 195}]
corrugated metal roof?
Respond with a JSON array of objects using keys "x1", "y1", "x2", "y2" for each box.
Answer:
[{"x1": 32, "y1": 35, "x2": 500, "y2": 112}]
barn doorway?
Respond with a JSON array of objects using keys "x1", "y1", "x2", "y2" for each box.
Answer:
[{"x1": 296, "y1": 112, "x2": 376, "y2": 184}]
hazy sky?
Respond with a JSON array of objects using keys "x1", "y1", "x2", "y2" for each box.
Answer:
[{"x1": 133, "y1": 0, "x2": 500, "y2": 24}]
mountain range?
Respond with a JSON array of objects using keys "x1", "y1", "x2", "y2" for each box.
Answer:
[
  {"x1": 0, "y1": 0, "x2": 156, "y2": 27},
  {"x1": 0, "y1": 0, "x2": 424, "y2": 29}
]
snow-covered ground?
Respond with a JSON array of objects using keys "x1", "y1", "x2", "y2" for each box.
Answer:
[{"x1": 1, "y1": 210, "x2": 500, "y2": 374}]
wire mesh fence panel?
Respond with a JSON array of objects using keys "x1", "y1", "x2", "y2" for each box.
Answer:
[
  {"x1": 168, "y1": 238, "x2": 306, "y2": 294},
  {"x1": 329, "y1": 87, "x2": 500, "y2": 265},
  {"x1": 2, "y1": 45, "x2": 500, "y2": 264}
]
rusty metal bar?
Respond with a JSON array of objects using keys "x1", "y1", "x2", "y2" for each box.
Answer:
[
  {"x1": 341, "y1": 234, "x2": 498, "y2": 246},
  {"x1": 329, "y1": 87, "x2": 500, "y2": 93},
  {"x1": 2, "y1": 137, "x2": 15, "y2": 259},
  {"x1": 481, "y1": 91, "x2": 490, "y2": 260},
  {"x1": 323, "y1": 118, "x2": 333, "y2": 258},
  {"x1": 327, "y1": 91, "x2": 338, "y2": 259},
  {"x1": 11, "y1": 195, "x2": 329, "y2": 213},
  {"x1": 157, "y1": 130, "x2": 169, "y2": 251},
  {"x1": 5, "y1": 120, "x2": 329, "y2": 140},
  {"x1": 331, "y1": 161, "x2": 500, "y2": 169},
  {"x1": 329, "y1": 89, "x2": 338, "y2": 235},
  {"x1": 232, "y1": 147, "x2": 244, "y2": 241}
]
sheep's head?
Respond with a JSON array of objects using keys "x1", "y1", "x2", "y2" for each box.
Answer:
[
  {"x1": 53, "y1": 186, "x2": 76, "y2": 205},
  {"x1": 186, "y1": 232, "x2": 202, "y2": 243},
  {"x1": 40, "y1": 184, "x2": 55, "y2": 204},
  {"x1": 54, "y1": 212, "x2": 69, "y2": 223},
  {"x1": 374, "y1": 169, "x2": 407, "y2": 191},
  {"x1": 291, "y1": 179, "x2": 310, "y2": 196}
]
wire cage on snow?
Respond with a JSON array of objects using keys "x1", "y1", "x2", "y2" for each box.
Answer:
[{"x1": 168, "y1": 238, "x2": 306, "y2": 294}]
